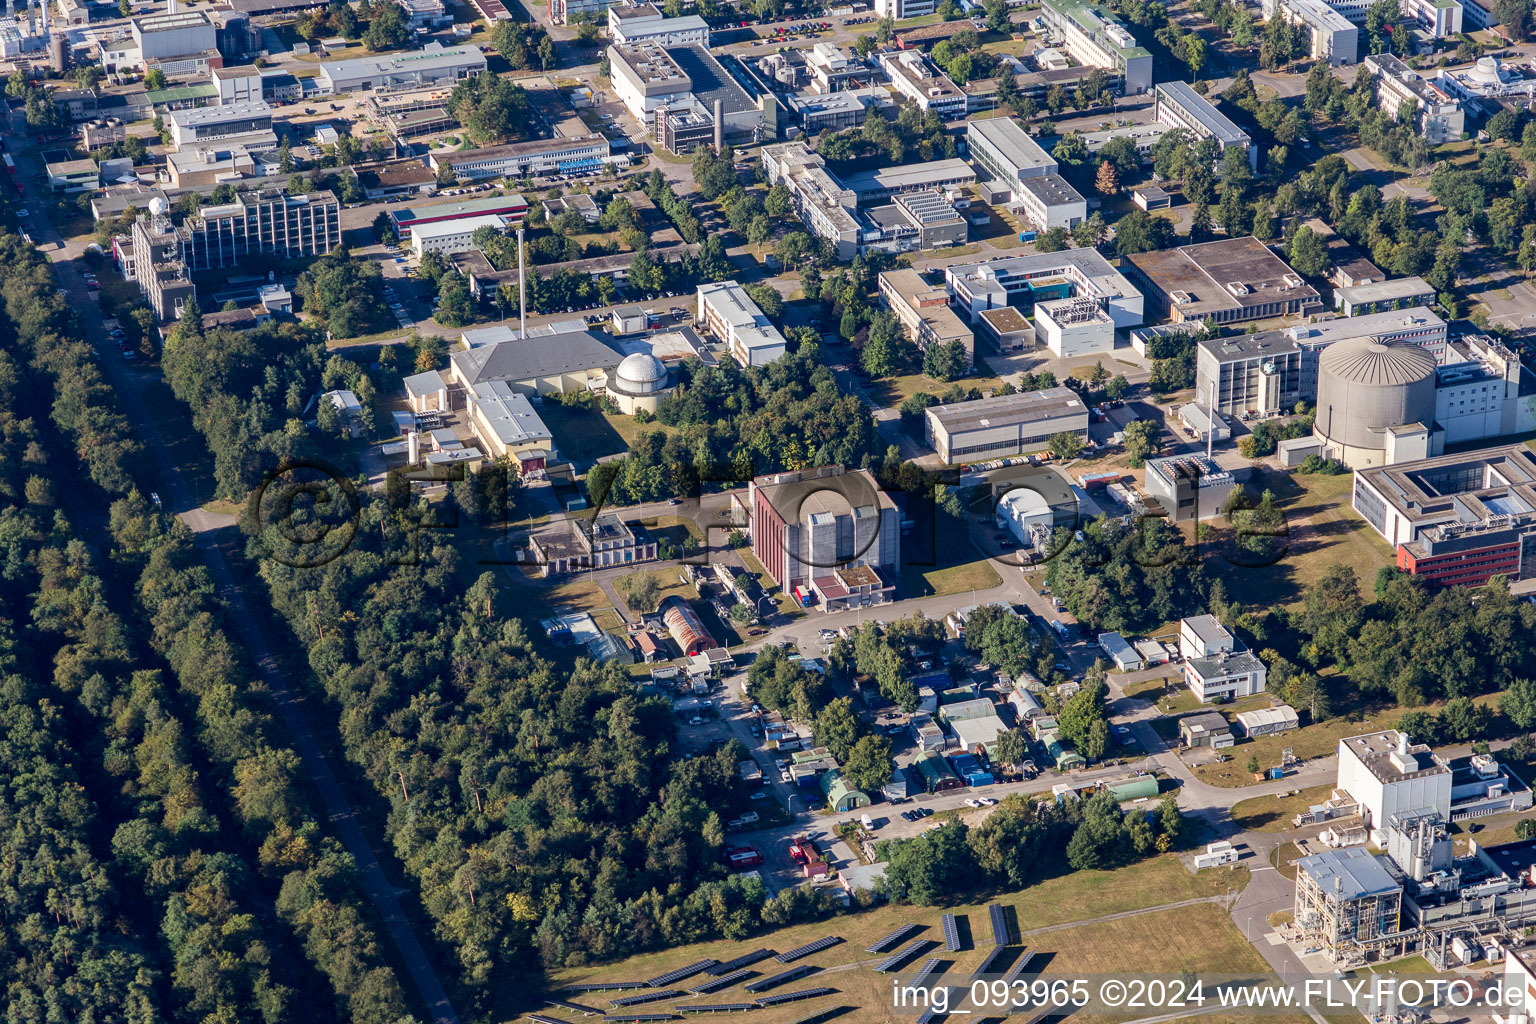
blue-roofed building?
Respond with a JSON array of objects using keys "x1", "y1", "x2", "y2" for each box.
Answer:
[
  {"x1": 949, "y1": 753, "x2": 995, "y2": 787},
  {"x1": 1293, "y1": 847, "x2": 1403, "y2": 962}
]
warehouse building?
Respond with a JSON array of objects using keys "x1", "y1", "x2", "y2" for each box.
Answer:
[
  {"x1": 1038, "y1": 0, "x2": 1152, "y2": 94},
  {"x1": 1179, "y1": 711, "x2": 1234, "y2": 748},
  {"x1": 1261, "y1": 0, "x2": 1358, "y2": 63},
  {"x1": 878, "y1": 269, "x2": 974, "y2": 368},
  {"x1": 428, "y1": 135, "x2": 619, "y2": 180},
  {"x1": 925, "y1": 388, "x2": 1090, "y2": 465},
  {"x1": 1365, "y1": 53, "x2": 1464, "y2": 144},
  {"x1": 1123, "y1": 236, "x2": 1324, "y2": 325},
  {"x1": 1142, "y1": 454, "x2": 1234, "y2": 522},
  {"x1": 1014, "y1": 174, "x2": 1087, "y2": 233},
  {"x1": 465, "y1": 379, "x2": 556, "y2": 471},
  {"x1": 945, "y1": 249, "x2": 1143, "y2": 329},
  {"x1": 167, "y1": 100, "x2": 273, "y2": 149},
  {"x1": 1352, "y1": 445, "x2": 1536, "y2": 588},
  {"x1": 1194, "y1": 307, "x2": 1447, "y2": 416},
  {"x1": 1334, "y1": 276, "x2": 1436, "y2": 316},
  {"x1": 696, "y1": 280, "x2": 787, "y2": 368},
  {"x1": 747, "y1": 466, "x2": 901, "y2": 610},
  {"x1": 1153, "y1": 80, "x2": 1254, "y2": 171},
  {"x1": 841, "y1": 159, "x2": 977, "y2": 203},
  {"x1": 317, "y1": 44, "x2": 487, "y2": 94},
  {"x1": 1234, "y1": 705, "x2": 1300, "y2": 738}
]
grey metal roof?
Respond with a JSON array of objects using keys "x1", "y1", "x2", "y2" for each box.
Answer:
[
  {"x1": 967, "y1": 117, "x2": 1055, "y2": 174},
  {"x1": 1154, "y1": 80, "x2": 1249, "y2": 146},
  {"x1": 1295, "y1": 847, "x2": 1401, "y2": 899},
  {"x1": 925, "y1": 387, "x2": 1088, "y2": 436},
  {"x1": 1319, "y1": 337, "x2": 1437, "y2": 387},
  {"x1": 451, "y1": 329, "x2": 623, "y2": 385}
]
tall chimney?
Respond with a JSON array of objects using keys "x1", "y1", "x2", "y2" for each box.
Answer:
[
  {"x1": 713, "y1": 98, "x2": 723, "y2": 154},
  {"x1": 407, "y1": 429, "x2": 420, "y2": 465},
  {"x1": 517, "y1": 224, "x2": 526, "y2": 339}
]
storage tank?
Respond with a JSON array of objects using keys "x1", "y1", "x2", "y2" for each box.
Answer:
[{"x1": 1314, "y1": 338, "x2": 1436, "y2": 469}]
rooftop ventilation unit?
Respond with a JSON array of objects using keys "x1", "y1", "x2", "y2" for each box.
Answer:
[
  {"x1": 1170, "y1": 289, "x2": 1192, "y2": 304},
  {"x1": 1226, "y1": 281, "x2": 1249, "y2": 296}
]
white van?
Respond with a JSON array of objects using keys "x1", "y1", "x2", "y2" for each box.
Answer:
[{"x1": 860, "y1": 813, "x2": 874, "y2": 829}]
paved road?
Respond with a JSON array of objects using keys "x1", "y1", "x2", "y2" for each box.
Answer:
[{"x1": 12, "y1": 135, "x2": 463, "y2": 1024}]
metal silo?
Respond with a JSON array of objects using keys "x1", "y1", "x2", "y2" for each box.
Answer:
[{"x1": 1314, "y1": 338, "x2": 1437, "y2": 468}]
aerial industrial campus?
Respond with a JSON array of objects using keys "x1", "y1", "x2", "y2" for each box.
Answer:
[{"x1": 13, "y1": 0, "x2": 1536, "y2": 1017}]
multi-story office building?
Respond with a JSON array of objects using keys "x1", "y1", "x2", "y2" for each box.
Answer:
[
  {"x1": 925, "y1": 388, "x2": 1089, "y2": 464},
  {"x1": 878, "y1": 269, "x2": 974, "y2": 367},
  {"x1": 317, "y1": 44, "x2": 487, "y2": 93},
  {"x1": 608, "y1": 41, "x2": 694, "y2": 118},
  {"x1": 1153, "y1": 80, "x2": 1255, "y2": 171},
  {"x1": 696, "y1": 281, "x2": 788, "y2": 367},
  {"x1": 1365, "y1": 53, "x2": 1464, "y2": 143},
  {"x1": 1193, "y1": 307, "x2": 1447, "y2": 415},
  {"x1": 1014, "y1": 174, "x2": 1087, "y2": 232},
  {"x1": 761, "y1": 143, "x2": 862, "y2": 260},
  {"x1": 1122, "y1": 236, "x2": 1324, "y2": 325},
  {"x1": 874, "y1": 0, "x2": 937, "y2": 18},
  {"x1": 1335, "y1": 276, "x2": 1437, "y2": 316},
  {"x1": 966, "y1": 117, "x2": 1058, "y2": 206},
  {"x1": 428, "y1": 135, "x2": 619, "y2": 180},
  {"x1": 946, "y1": 249, "x2": 1144, "y2": 329},
  {"x1": 167, "y1": 100, "x2": 273, "y2": 149},
  {"x1": 178, "y1": 188, "x2": 342, "y2": 271},
  {"x1": 1038, "y1": 0, "x2": 1153, "y2": 94},
  {"x1": 608, "y1": 4, "x2": 710, "y2": 46},
  {"x1": 550, "y1": 0, "x2": 626, "y2": 24},
  {"x1": 410, "y1": 213, "x2": 507, "y2": 256},
  {"x1": 1406, "y1": 0, "x2": 1463, "y2": 35},
  {"x1": 1261, "y1": 0, "x2": 1358, "y2": 64},
  {"x1": 878, "y1": 51, "x2": 967, "y2": 117},
  {"x1": 129, "y1": 214, "x2": 197, "y2": 321},
  {"x1": 395, "y1": 0, "x2": 452, "y2": 29}
]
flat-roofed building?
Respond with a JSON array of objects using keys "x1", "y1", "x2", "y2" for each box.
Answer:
[
  {"x1": 1353, "y1": 445, "x2": 1536, "y2": 587},
  {"x1": 132, "y1": 9, "x2": 217, "y2": 63},
  {"x1": 1194, "y1": 307, "x2": 1447, "y2": 415},
  {"x1": 550, "y1": 0, "x2": 626, "y2": 24},
  {"x1": 888, "y1": 190, "x2": 968, "y2": 250},
  {"x1": 1335, "y1": 276, "x2": 1437, "y2": 316},
  {"x1": 317, "y1": 43, "x2": 487, "y2": 94},
  {"x1": 788, "y1": 87, "x2": 895, "y2": 133},
  {"x1": 841, "y1": 158, "x2": 977, "y2": 203},
  {"x1": 878, "y1": 269, "x2": 974, "y2": 367},
  {"x1": 608, "y1": 40, "x2": 693, "y2": 117},
  {"x1": 878, "y1": 50, "x2": 966, "y2": 118},
  {"x1": 966, "y1": 118, "x2": 1057, "y2": 200},
  {"x1": 212, "y1": 64, "x2": 263, "y2": 105},
  {"x1": 1014, "y1": 173, "x2": 1087, "y2": 232},
  {"x1": 608, "y1": 4, "x2": 710, "y2": 46},
  {"x1": 167, "y1": 100, "x2": 273, "y2": 149},
  {"x1": 178, "y1": 188, "x2": 341, "y2": 271},
  {"x1": 1143, "y1": 454, "x2": 1235, "y2": 521},
  {"x1": 806, "y1": 42, "x2": 867, "y2": 93},
  {"x1": 925, "y1": 388, "x2": 1090, "y2": 464},
  {"x1": 696, "y1": 280, "x2": 787, "y2": 367},
  {"x1": 946, "y1": 249, "x2": 1144, "y2": 329},
  {"x1": 748, "y1": 466, "x2": 901, "y2": 608},
  {"x1": 1039, "y1": 0, "x2": 1152, "y2": 94},
  {"x1": 390, "y1": 194, "x2": 530, "y2": 232},
  {"x1": 1261, "y1": 0, "x2": 1358, "y2": 64},
  {"x1": 1122, "y1": 236, "x2": 1324, "y2": 325},
  {"x1": 875, "y1": 0, "x2": 938, "y2": 16},
  {"x1": 410, "y1": 213, "x2": 506, "y2": 256},
  {"x1": 167, "y1": 144, "x2": 258, "y2": 187},
  {"x1": 466, "y1": 379, "x2": 557, "y2": 476},
  {"x1": 428, "y1": 135, "x2": 618, "y2": 180},
  {"x1": 1079, "y1": 121, "x2": 1171, "y2": 164},
  {"x1": 1365, "y1": 52, "x2": 1464, "y2": 143},
  {"x1": 979, "y1": 306, "x2": 1034, "y2": 352},
  {"x1": 1405, "y1": 0, "x2": 1462, "y2": 34},
  {"x1": 762, "y1": 142, "x2": 862, "y2": 260},
  {"x1": 1035, "y1": 295, "x2": 1115, "y2": 357},
  {"x1": 1153, "y1": 80, "x2": 1255, "y2": 171}
]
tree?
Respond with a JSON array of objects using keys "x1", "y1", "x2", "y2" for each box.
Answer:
[
  {"x1": 813, "y1": 697, "x2": 864, "y2": 762},
  {"x1": 1114, "y1": 209, "x2": 1177, "y2": 255},
  {"x1": 364, "y1": 2, "x2": 414, "y2": 50},
  {"x1": 1121, "y1": 419, "x2": 1161, "y2": 468},
  {"x1": 119, "y1": 0, "x2": 131, "y2": 14},
  {"x1": 145, "y1": 68, "x2": 167, "y2": 91},
  {"x1": 73, "y1": 65, "x2": 102, "y2": 90},
  {"x1": 1095, "y1": 160, "x2": 1120, "y2": 196},
  {"x1": 1183, "y1": 34, "x2": 1208, "y2": 77},
  {"x1": 1105, "y1": 376, "x2": 1128, "y2": 400},
  {"x1": 992, "y1": 729, "x2": 1028, "y2": 770},
  {"x1": 1052, "y1": 132, "x2": 1089, "y2": 166},
  {"x1": 1048, "y1": 431, "x2": 1085, "y2": 460},
  {"x1": 1503, "y1": 678, "x2": 1536, "y2": 730},
  {"x1": 764, "y1": 183, "x2": 793, "y2": 218},
  {"x1": 1287, "y1": 225, "x2": 1330, "y2": 277},
  {"x1": 1035, "y1": 227, "x2": 1069, "y2": 253},
  {"x1": 842, "y1": 735, "x2": 893, "y2": 792},
  {"x1": 861, "y1": 312, "x2": 905, "y2": 377},
  {"x1": 922, "y1": 339, "x2": 968, "y2": 382}
]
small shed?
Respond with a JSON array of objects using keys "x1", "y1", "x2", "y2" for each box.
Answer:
[
  {"x1": 612, "y1": 305, "x2": 647, "y2": 335},
  {"x1": 1133, "y1": 186, "x2": 1171, "y2": 211},
  {"x1": 914, "y1": 749, "x2": 965, "y2": 793},
  {"x1": 1134, "y1": 639, "x2": 1169, "y2": 665},
  {"x1": 883, "y1": 769, "x2": 921, "y2": 803},
  {"x1": 1179, "y1": 711, "x2": 1234, "y2": 749},
  {"x1": 1098, "y1": 632, "x2": 1143, "y2": 671},
  {"x1": 822, "y1": 773, "x2": 870, "y2": 812},
  {"x1": 1278, "y1": 435, "x2": 1324, "y2": 468},
  {"x1": 1041, "y1": 731, "x2": 1085, "y2": 770},
  {"x1": 950, "y1": 752, "x2": 994, "y2": 787},
  {"x1": 1234, "y1": 704, "x2": 1300, "y2": 738},
  {"x1": 1178, "y1": 403, "x2": 1231, "y2": 442},
  {"x1": 1103, "y1": 775, "x2": 1159, "y2": 801}
]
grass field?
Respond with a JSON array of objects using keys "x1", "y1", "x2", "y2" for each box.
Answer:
[
  {"x1": 1230, "y1": 784, "x2": 1333, "y2": 832},
  {"x1": 866, "y1": 370, "x2": 1008, "y2": 408},
  {"x1": 1269, "y1": 842, "x2": 1303, "y2": 881},
  {"x1": 541, "y1": 403, "x2": 633, "y2": 462},
  {"x1": 902, "y1": 557, "x2": 1003, "y2": 598}
]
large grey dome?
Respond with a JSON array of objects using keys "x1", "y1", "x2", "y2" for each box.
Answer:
[
  {"x1": 1318, "y1": 337, "x2": 1437, "y2": 387},
  {"x1": 613, "y1": 352, "x2": 668, "y2": 394}
]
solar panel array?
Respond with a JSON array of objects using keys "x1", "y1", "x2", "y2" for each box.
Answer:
[
  {"x1": 866, "y1": 923, "x2": 922, "y2": 954},
  {"x1": 988, "y1": 904, "x2": 1010, "y2": 946},
  {"x1": 970, "y1": 946, "x2": 1012, "y2": 982},
  {"x1": 1000, "y1": 950, "x2": 1035, "y2": 985},
  {"x1": 873, "y1": 939, "x2": 936, "y2": 973},
  {"x1": 780, "y1": 1008, "x2": 844, "y2": 1024},
  {"x1": 941, "y1": 914, "x2": 961, "y2": 952},
  {"x1": 775, "y1": 937, "x2": 841, "y2": 963},
  {"x1": 744, "y1": 966, "x2": 820, "y2": 993},
  {"x1": 690, "y1": 970, "x2": 754, "y2": 994},
  {"x1": 910, "y1": 958, "x2": 944, "y2": 986},
  {"x1": 646, "y1": 961, "x2": 721, "y2": 987},
  {"x1": 610, "y1": 991, "x2": 685, "y2": 1007},
  {"x1": 602, "y1": 1015, "x2": 680, "y2": 1023},
  {"x1": 753, "y1": 988, "x2": 836, "y2": 1008},
  {"x1": 568, "y1": 983, "x2": 647, "y2": 993},
  {"x1": 708, "y1": 950, "x2": 776, "y2": 975},
  {"x1": 529, "y1": 1014, "x2": 568, "y2": 1024},
  {"x1": 673, "y1": 1005, "x2": 758, "y2": 1014},
  {"x1": 547, "y1": 999, "x2": 602, "y2": 1015}
]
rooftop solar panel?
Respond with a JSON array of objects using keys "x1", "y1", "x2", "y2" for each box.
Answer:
[
  {"x1": 775, "y1": 937, "x2": 841, "y2": 963},
  {"x1": 647, "y1": 961, "x2": 721, "y2": 987},
  {"x1": 610, "y1": 991, "x2": 686, "y2": 1007},
  {"x1": 690, "y1": 970, "x2": 754, "y2": 994},
  {"x1": 744, "y1": 966, "x2": 820, "y2": 993},
  {"x1": 708, "y1": 950, "x2": 776, "y2": 975},
  {"x1": 753, "y1": 988, "x2": 836, "y2": 1008},
  {"x1": 866, "y1": 923, "x2": 922, "y2": 954}
]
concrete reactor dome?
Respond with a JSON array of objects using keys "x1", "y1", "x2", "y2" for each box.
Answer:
[
  {"x1": 1470, "y1": 56, "x2": 1503, "y2": 85},
  {"x1": 613, "y1": 352, "x2": 668, "y2": 395},
  {"x1": 1314, "y1": 337, "x2": 1437, "y2": 466}
]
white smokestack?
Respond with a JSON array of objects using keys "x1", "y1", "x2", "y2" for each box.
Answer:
[
  {"x1": 1398, "y1": 732, "x2": 1409, "y2": 755},
  {"x1": 517, "y1": 224, "x2": 526, "y2": 339},
  {"x1": 408, "y1": 429, "x2": 420, "y2": 465}
]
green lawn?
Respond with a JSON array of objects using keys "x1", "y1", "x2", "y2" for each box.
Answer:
[
  {"x1": 542, "y1": 402, "x2": 633, "y2": 462},
  {"x1": 1230, "y1": 784, "x2": 1334, "y2": 832},
  {"x1": 866, "y1": 370, "x2": 1007, "y2": 408},
  {"x1": 903, "y1": 558, "x2": 1003, "y2": 598}
]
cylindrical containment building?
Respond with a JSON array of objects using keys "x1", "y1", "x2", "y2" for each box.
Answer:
[{"x1": 1313, "y1": 338, "x2": 1437, "y2": 469}]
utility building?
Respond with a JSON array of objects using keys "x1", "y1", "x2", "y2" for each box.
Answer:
[
  {"x1": 925, "y1": 388, "x2": 1089, "y2": 465},
  {"x1": 1336, "y1": 730, "x2": 1452, "y2": 841},
  {"x1": 1293, "y1": 848, "x2": 1404, "y2": 962}
]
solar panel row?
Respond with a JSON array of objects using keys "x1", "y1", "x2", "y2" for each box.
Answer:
[
  {"x1": 866, "y1": 923, "x2": 922, "y2": 954},
  {"x1": 646, "y1": 961, "x2": 722, "y2": 987},
  {"x1": 775, "y1": 937, "x2": 841, "y2": 963},
  {"x1": 744, "y1": 966, "x2": 820, "y2": 993},
  {"x1": 690, "y1": 970, "x2": 754, "y2": 994},
  {"x1": 528, "y1": 1014, "x2": 568, "y2": 1024},
  {"x1": 1000, "y1": 950, "x2": 1035, "y2": 984},
  {"x1": 708, "y1": 950, "x2": 776, "y2": 975},
  {"x1": 672, "y1": 1005, "x2": 758, "y2": 1014},
  {"x1": 568, "y1": 983, "x2": 648, "y2": 992},
  {"x1": 753, "y1": 988, "x2": 836, "y2": 1008},
  {"x1": 780, "y1": 1009, "x2": 842, "y2": 1024},
  {"x1": 602, "y1": 1015, "x2": 680, "y2": 1022},
  {"x1": 988, "y1": 904, "x2": 1010, "y2": 946},
  {"x1": 941, "y1": 914, "x2": 961, "y2": 952},
  {"x1": 873, "y1": 939, "x2": 936, "y2": 973},
  {"x1": 969, "y1": 946, "x2": 1012, "y2": 982},
  {"x1": 610, "y1": 991, "x2": 685, "y2": 1007},
  {"x1": 546, "y1": 999, "x2": 602, "y2": 1015}
]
